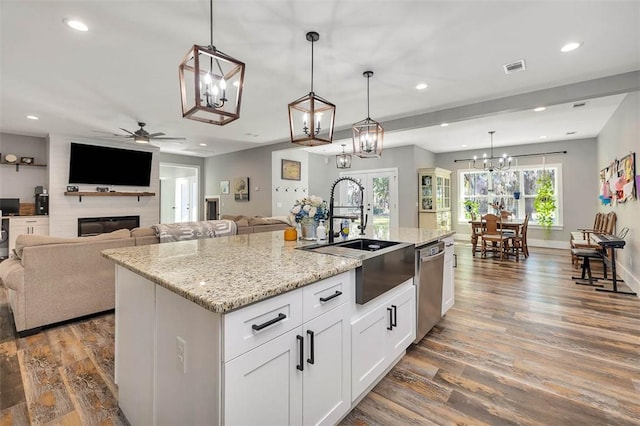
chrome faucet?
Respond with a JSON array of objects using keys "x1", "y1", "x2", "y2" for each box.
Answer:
[{"x1": 328, "y1": 176, "x2": 367, "y2": 243}]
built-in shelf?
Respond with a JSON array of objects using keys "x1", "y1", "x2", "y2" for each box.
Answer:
[
  {"x1": 0, "y1": 160, "x2": 47, "y2": 171},
  {"x1": 64, "y1": 191, "x2": 156, "y2": 202}
]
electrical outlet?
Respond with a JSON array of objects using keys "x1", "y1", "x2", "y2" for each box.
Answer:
[{"x1": 176, "y1": 336, "x2": 187, "y2": 374}]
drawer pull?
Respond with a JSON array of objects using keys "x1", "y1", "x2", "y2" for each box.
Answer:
[
  {"x1": 391, "y1": 305, "x2": 398, "y2": 327},
  {"x1": 319, "y1": 291, "x2": 342, "y2": 302},
  {"x1": 387, "y1": 307, "x2": 393, "y2": 330},
  {"x1": 251, "y1": 313, "x2": 286, "y2": 331}
]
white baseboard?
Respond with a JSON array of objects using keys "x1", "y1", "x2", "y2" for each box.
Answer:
[
  {"x1": 454, "y1": 233, "x2": 570, "y2": 249},
  {"x1": 616, "y1": 262, "x2": 640, "y2": 298}
]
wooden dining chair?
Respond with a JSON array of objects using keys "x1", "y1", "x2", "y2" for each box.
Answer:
[
  {"x1": 510, "y1": 213, "x2": 530, "y2": 261},
  {"x1": 480, "y1": 214, "x2": 512, "y2": 260},
  {"x1": 570, "y1": 212, "x2": 616, "y2": 266}
]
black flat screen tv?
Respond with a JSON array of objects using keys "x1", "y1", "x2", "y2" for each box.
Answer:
[{"x1": 68, "y1": 143, "x2": 153, "y2": 186}]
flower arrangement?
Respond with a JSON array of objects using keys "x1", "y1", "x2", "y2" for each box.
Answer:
[{"x1": 289, "y1": 195, "x2": 328, "y2": 223}]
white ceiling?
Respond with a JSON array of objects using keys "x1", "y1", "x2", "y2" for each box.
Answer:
[{"x1": 1, "y1": 1, "x2": 638, "y2": 158}]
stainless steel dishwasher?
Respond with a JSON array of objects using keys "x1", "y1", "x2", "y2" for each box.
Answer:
[{"x1": 414, "y1": 241, "x2": 445, "y2": 343}]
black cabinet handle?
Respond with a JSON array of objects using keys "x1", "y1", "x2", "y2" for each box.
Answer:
[
  {"x1": 296, "y1": 335, "x2": 304, "y2": 371},
  {"x1": 454, "y1": 253, "x2": 457, "y2": 268},
  {"x1": 251, "y1": 313, "x2": 286, "y2": 331},
  {"x1": 387, "y1": 307, "x2": 393, "y2": 330},
  {"x1": 319, "y1": 290, "x2": 342, "y2": 302},
  {"x1": 391, "y1": 305, "x2": 398, "y2": 327},
  {"x1": 307, "y1": 330, "x2": 315, "y2": 364}
]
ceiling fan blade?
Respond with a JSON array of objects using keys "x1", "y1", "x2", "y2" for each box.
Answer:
[
  {"x1": 92, "y1": 130, "x2": 128, "y2": 137},
  {"x1": 119, "y1": 128, "x2": 135, "y2": 135},
  {"x1": 148, "y1": 132, "x2": 166, "y2": 137},
  {"x1": 152, "y1": 136, "x2": 187, "y2": 141}
]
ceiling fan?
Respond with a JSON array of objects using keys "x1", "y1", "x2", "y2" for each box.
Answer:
[{"x1": 96, "y1": 122, "x2": 186, "y2": 144}]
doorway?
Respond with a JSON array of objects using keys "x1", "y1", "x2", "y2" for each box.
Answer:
[
  {"x1": 159, "y1": 164, "x2": 200, "y2": 224},
  {"x1": 339, "y1": 168, "x2": 398, "y2": 237}
]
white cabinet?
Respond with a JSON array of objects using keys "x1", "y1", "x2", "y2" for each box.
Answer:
[
  {"x1": 418, "y1": 168, "x2": 451, "y2": 231},
  {"x1": 442, "y1": 236, "x2": 455, "y2": 316},
  {"x1": 351, "y1": 279, "x2": 415, "y2": 401},
  {"x1": 8, "y1": 216, "x2": 49, "y2": 253},
  {"x1": 224, "y1": 273, "x2": 352, "y2": 426}
]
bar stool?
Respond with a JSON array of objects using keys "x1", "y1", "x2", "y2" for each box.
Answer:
[{"x1": 571, "y1": 248, "x2": 606, "y2": 287}]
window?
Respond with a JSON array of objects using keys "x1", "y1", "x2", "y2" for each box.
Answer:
[{"x1": 459, "y1": 163, "x2": 562, "y2": 226}]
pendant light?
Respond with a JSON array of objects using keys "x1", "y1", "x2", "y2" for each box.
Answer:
[
  {"x1": 352, "y1": 71, "x2": 384, "y2": 158},
  {"x1": 179, "y1": 0, "x2": 245, "y2": 126},
  {"x1": 336, "y1": 144, "x2": 352, "y2": 169},
  {"x1": 288, "y1": 31, "x2": 336, "y2": 146},
  {"x1": 472, "y1": 131, "x2": 512, "y2": 172}
]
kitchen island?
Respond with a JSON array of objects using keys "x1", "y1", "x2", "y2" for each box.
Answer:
[{"x1": 103, "y1": 227, "x2": 454, "y2": 425}]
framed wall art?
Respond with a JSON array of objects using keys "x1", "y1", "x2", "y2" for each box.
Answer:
[
  {"x1": 220, "y1": 180, "x2": 230, "y2": 195},
  {"x1": 281, "y1": 159, "x2": 301, "y2": 181},
  {"x1": 233, "y1": 177, "x2": 250, "y2": 201}
]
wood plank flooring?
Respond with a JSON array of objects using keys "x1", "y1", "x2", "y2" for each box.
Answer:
[{"x1": 1, "y1": 244, "x2": 639, "y2": 425}]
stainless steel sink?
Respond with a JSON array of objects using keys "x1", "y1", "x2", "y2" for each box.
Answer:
[{"x1": 299, "y1": 239, "x2": 415, "y2": 304}]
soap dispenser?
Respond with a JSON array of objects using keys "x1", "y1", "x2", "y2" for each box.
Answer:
[{"x1": 316, "y1": 220, "x2": 326, "y2": 241}]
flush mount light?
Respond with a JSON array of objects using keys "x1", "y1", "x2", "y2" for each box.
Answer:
[
  {"x1": 26, "y1": 115, "x2": 39, "y2": 120},
  {"x1": 179, "y1": 0, "x2": 245, "y2": 126},
  {"x1": 534, "y1": 107, "x2": 546, "y2": 112},
  {"x1": 352, "y1": 71, "x2": 384, "y2": 158},
  {"x1": 63, "y1": 18, "x2": 88, "y2": 32},
  {"x1": 440, "y1": 123, "x2": 449, "y2": 127},
  {"x1": 561, "y1": 41, "x2": 582, "y2": 52},
  {"x1": 416, "y1": 83, "x2": 428, "y2": 90},
  {"x1": 288, "y1": 31, "x2": 336, "y2": 146}
]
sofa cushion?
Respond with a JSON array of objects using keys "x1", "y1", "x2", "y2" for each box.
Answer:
[
  {"x1": 131, "y1": 227, "x2": 156, "y2": 238},
  {"x1": 248, "y1": 216, "x2": 269, "y2": 226},
  {"x1": 14, "y1": 228, "x2": 132, "y2": 259}
]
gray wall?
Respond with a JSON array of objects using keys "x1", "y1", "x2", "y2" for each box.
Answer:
[
  {"x1": 0, "y1": 133, "x2": 48, "y2": 202},
  {"x1": 597, "y1": 92, "x2": 640, "y2": 293},
  {"x1": 435, "y1": 138, "x2": 599, "y2": 246}
]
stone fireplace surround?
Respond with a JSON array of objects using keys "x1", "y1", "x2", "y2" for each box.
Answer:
[{"x1": 77, "y1": 215, "x2": 140, "y2": 237}]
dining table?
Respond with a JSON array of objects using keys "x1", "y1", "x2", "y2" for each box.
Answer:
[{"x1": 469, "y1": 218, "x2": 525, "y2": 257}]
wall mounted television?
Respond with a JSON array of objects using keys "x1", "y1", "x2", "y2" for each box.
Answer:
[{"x1": 68, "y1": 143, "x2": 153, "y2": 187}]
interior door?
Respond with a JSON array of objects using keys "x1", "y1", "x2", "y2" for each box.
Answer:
[
  {"x1": 339, "y1": 169, "x2": 398, "y2": 237},
  {"x1": 159, "y1": 164, "x2": 199, "y2": 223}
]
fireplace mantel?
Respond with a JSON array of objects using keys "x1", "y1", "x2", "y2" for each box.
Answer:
[{"x1": 64, "y1": 191, "x2": 155, "y2": 202}]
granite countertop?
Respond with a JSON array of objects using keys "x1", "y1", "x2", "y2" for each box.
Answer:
[{"x1": 102, "y1": 227, "x2": 455, "y2": 314}]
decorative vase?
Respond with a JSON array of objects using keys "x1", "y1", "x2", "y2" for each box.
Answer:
[
  {"x1": 513, "y1": 191, "x2": 521, "y2": 200},
  {"x1": 299, "y1": 218, "x2": 318, "y2": 240}
]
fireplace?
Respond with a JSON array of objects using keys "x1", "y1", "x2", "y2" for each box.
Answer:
[{"x1": 78, "y1": 215, "x2": 140, "y2": 237}]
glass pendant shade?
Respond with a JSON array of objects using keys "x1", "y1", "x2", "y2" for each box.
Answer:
[
  {"x1": 336, "y1": 144, "x2": 352, "y2": 168},
  {"x1": 179, "y1": 45, "x2": 245, "y2": 126},
  {"x1": 289, "y1": 31, "x2": 336, "y2": 146},
  {"x1": 352, "y1": 71, "x2": 384, "y2": 158}
]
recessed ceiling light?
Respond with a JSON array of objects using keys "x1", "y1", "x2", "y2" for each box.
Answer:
[
  {"x1": 534, "y1": 107, "x2": 546, "y2": 112},
  {"x1": 561, "y1": 42, "x2": 582, "y2": 53},
  {"x1": 199, "y1": 143, "x2": 207, "y2": 146},
  {"x1": 416, "y1": 83, "x2": 428, "y2": 90},
  {"x1": 539, "y1": 135, "x2": 547, "y2": 139},
  {"x1": 63, "y1": 18, "x2": 88, "y2": 32},
  {"x1": 26, "y1": 115, "x2": 39, "y2": 120},
  {"x1": 440, "y1": 123, "x2": 449, "y2": 127},
  {"x1": 461, "y1": 144, "x2": 468, "y2": 147}
]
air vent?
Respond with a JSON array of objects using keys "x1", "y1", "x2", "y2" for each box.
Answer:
[
  {"x1": 573, "y1": 102, "x2": 587, "y2": 108},
  {"x1": 566, "y1": 131, "x2": 577, "y2": 135},
  {"x1": 503, "y1": 60, "x2": 526, "y2": 74}
]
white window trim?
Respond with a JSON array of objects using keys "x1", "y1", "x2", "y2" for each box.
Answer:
[{"x1": 457, "y1": 163, "x2": 563, "y2": 227}]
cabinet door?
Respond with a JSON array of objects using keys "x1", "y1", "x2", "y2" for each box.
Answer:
[
  {"x1": 386, "y1": 283, "x2": 416, "y2": 361},
  {"x1": 224, "y1": 327, "x2": 303, "y2": 426},
  {"x1": 442, "y1": 237, "x2": 455, "y2": 315},
  {"x1": 302, "y1": 303, "x2": 351, "y2": 426},
  {"x1": 351, "y1": 304, "x2": 388, "y2": 401}
]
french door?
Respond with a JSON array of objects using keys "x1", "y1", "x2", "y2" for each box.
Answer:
[{"x1": 339, "y1": 168, "x2": 398, "y2": 237}]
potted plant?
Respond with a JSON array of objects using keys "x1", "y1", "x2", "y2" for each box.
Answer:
[
  {"x1": 463, "y1": 199, "x2": 479, "y2": 219},
  {"x1": 534, "y1": 171, "x2": 555, "y2": 236}
]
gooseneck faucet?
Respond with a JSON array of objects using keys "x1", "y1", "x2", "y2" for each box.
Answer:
[{"x1": 328, "y1": 176, "x2": 367, "y2": 243}]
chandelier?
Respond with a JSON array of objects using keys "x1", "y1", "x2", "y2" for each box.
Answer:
[
  {"x1": 336, "y1": 144, "x2": 352, "y2": 169},
  {"x1": 288, "y1": 31, "x2": 336, "y2": 146},
  {"x1": 179, "y1": 0, "x2": 245, "y2": 125},
  {"x1": 352, "y1": 71, "x2": 384, "y2": 158},
  {"x1": 473, "y1": 131, "x2": 512, "y2": 172}
]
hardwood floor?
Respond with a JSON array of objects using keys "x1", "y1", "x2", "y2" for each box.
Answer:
[{"x1": 1, "y1": 244, "x2": 639, "y2": 425}]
